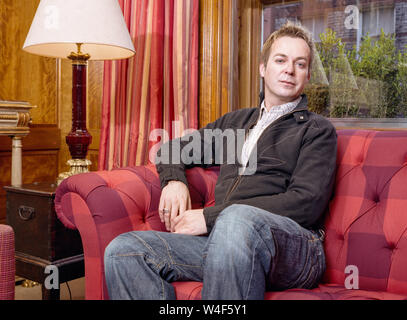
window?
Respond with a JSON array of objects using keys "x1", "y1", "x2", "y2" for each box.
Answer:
[
  {"x1": 362, "y1": 7, "x2": 395, "y2": 38},
  {"x1": 302, "y1": 16, "x2": 327, "y2": 42},
  {"x1": 262, "y1": 1, "x2": 407, "y2": 126}
]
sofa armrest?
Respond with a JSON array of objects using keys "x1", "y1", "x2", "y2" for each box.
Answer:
[
  {"x1": 0, "y1": 224, "x2": 15, "y2": 300},
  {"x1": 55, "y1": 164, "x2": 165, "y2": 232},
  {"x1": 54, "y1": 163, "x2": 219, "y2": 299},
  {"x1": 55, "y1": 164, "x2": 165, "y2": 299}
]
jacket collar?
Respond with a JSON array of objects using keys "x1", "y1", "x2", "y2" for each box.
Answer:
[{"x1": 258, "y1": 93, "x2": 309, "y2": 123}]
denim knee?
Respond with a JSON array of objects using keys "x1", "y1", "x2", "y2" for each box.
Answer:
[
  {"x1": 104, "y1": 232, "x2": 144, "y2": 262},
  {"x1": 207, "y1": 205, "x2": 261, "y2": 255},
  {"x1": 216, "y1": 204, "x2": 262, "y2": 230},
  {"x1": 210, "y1": 204, "x2": 283, "y2": 254},
  {"x1": 217, "y1": 204, "x2": 251, "y2": 228},
  {"x1": 217, "y1": 204, "x2": 298, "y2": 233}
]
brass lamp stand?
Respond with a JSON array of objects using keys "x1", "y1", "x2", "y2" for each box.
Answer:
[{"x1": 57, "y1": 44, "x2": 92, "y2": 185}]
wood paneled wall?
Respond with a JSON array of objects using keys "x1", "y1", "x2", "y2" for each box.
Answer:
[
  {"x1": 238, "y1": 0, "x2": 262, "y2": 109},
  {"x1": 199, "y1": 0, "x2": 263, "y2": 128},
  {"x1": 199, "y1": 0, "x2": 239, "y2": 127},
  {"x1": 0, "y1": 0, "x2": 57, "y2": 124},
  {"x1": 0, "y1": 0, "x2": 103, "y2": 223}
]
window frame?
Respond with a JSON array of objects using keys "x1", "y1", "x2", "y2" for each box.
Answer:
[{"x1": 360, "y1": 6, "x2": 396, "y2": 39}]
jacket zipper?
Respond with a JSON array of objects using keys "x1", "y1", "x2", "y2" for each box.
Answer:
[
  {"x1": 224, "y1": 175, "x2": 242, "y2": 201},
  {"x1": 224, "y1": 119, "x2": 257, "y2": 201},
  {"x1": 223, "y1": 108, "x2": 306, "y2": 202}
]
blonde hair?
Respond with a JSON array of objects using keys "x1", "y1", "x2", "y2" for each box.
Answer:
[{"x1": 261, "y1": 20, "x2": 315, "y2": 71}]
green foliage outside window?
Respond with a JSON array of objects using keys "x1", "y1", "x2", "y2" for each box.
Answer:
[{"x1": 304, "y1": 28, "x2": 407, "y2": 118}]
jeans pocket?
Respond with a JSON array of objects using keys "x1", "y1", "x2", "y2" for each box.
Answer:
[
  {"x1": 295, "y1": 240, "x2": 324, "y2": 289},
  {"x1": 298, "y1": 265, "x2": 318, "y2": 289}
]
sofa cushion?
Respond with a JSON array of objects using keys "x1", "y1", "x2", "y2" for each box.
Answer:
[
  {"x1": 267, "y1": 284, "x2": 407, "y2": 300},
  {"x1": 172, "y1": 282, "x2": 407, "y2": 300}
]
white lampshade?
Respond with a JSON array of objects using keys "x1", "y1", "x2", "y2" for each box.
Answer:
[{"x1": 23, "y1": 0, "x2": 135, "y2": 60}]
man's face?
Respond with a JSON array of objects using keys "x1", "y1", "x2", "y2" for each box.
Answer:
[{"x1": 260, "y1": 36, "x2": 311, "y2": 107}]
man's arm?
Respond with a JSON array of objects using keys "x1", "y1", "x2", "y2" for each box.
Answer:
[
  {"x1": 203, "y1": 120, "x2": 337, "y2": 234},
  {"x1": 155, "y1": 113, "x2": 230, "y2": 189},
  {"x1": 155, "y1": 113, "x2": 231, "y2": 231}
]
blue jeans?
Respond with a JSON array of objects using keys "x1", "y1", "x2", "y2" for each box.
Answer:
[{"x1": 104, "y1": 204, "x2": 326, "y2": 300}]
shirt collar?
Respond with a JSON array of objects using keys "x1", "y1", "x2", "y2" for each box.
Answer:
[{"x1": 260, "y1": 96, "x2": 302, "y2": 119}]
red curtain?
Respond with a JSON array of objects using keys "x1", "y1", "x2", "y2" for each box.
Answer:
[{"x1": 98, "y1": 0, "x2": 199, "y2": 170}]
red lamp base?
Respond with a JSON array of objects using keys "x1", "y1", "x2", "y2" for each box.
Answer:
[{"x1": 57, "y1": 44, "x2": 93, "y2": 185}]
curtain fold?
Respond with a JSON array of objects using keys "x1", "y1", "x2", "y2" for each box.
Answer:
[{"x1": 99, "y1": 0, "x2": 199, "y2": 170}]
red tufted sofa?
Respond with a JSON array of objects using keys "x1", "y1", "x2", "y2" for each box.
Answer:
[{"x1": 54, "y1": 129, "x2": 407, "y2": 300}]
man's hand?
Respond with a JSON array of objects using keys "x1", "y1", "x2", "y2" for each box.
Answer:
[
  {"x1": 172, "y1": 209, "x2": 207, "y2": 236},
  {"x1": 159, "y1": 180, "x2": 191, "y2": 231}
]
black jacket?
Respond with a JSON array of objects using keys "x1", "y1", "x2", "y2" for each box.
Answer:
[{"x1": 156, "y1": 94, "x2": 337, "y2": 234}]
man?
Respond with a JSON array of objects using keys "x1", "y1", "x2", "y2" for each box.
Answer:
[{"x1": 104, "y1": 21, "x2": 337, "y2": 300}]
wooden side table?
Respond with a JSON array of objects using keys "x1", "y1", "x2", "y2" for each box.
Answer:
[{"x1": 5, "y1": 183, "x2": 84, "y2": 300}]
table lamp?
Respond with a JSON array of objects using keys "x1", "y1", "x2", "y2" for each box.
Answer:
[{"x1": 22, "y1": 0, "x2": 135, "y2": 184}]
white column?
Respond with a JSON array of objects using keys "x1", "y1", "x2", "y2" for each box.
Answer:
[{"x1": 11, "y1": 136, "x2": 23, "y2": 187}]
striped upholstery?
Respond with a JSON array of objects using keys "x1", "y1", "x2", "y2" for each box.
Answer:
[
  {"x1": 54, "y1": 129, "x2": 407, "y2": 300},
  {"x1": 324, "y1": 130, "x2": 407, "y2": 296},
  {"x1": 0, "y1": 224, "x2": 15, "y2": 300}
]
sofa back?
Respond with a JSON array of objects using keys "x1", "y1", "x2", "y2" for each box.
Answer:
[{"x1": 323, "y1": 130, "x2": 407, "y2": 295}]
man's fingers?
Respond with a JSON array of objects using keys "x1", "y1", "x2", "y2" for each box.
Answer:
[
  {"x1": 169, "y1": 204, "x2": 179, "y2": 231},
  {"x1": 158, "y1": 196, "x2": 165, "y2": 222},
  {"x1": 163, "y1": 201, "x2": 172, "y2": 231},
  {"x1": 172, "y1": 214, "x2": 183, "y2": 230},
  {"x1": 164, "y1": 212, "x2": 171, "y2": 231},
  {"x1": 174, "y1": 201, "x2": 186, "y2": 232},
  {"x1": 187, "y1": 196, "x2": 192, "y2": 211},
  {"x1": 179, "y1": 200, "x2": 186, "y2": 216}
]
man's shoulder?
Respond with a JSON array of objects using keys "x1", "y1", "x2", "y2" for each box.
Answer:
[{"x1": 306, "y1": 111, "x2": 336, "y2": 131}]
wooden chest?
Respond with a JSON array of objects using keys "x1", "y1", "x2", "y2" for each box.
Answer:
[{"x1": 5, "y1": 182, "x2": 84, "y2": 299}]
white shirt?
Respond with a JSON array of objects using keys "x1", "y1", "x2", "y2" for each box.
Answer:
[{"x1": 241, "y1": 97, "x2": 302, "y2": 167}]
